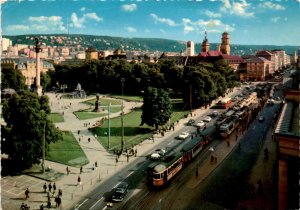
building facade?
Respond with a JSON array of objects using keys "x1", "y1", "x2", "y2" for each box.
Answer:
[{"x1": 186, "y1": 41, "x2": 195, "y2": 56}]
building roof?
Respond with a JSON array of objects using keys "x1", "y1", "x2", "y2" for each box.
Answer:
[
  {"x1": 256, "y1": 50, "x2": 275, "y2": 56},
  {"x1": 198, "y1": 51, "x2": 222, "y2": 57},
  {"x1": 244, "y1": 56, "x2": 271, "y2": 63},
  {"x1": 85, "y1": 46, "x2": 97, "y2": 52}
]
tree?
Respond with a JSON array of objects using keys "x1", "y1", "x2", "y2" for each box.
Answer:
[
  {"x1": 1, "y1": 90, "x2": 62, "y2": 171},
  {"x1": 141, "y1": 87, "x2": 172, "y2": 130},
  {"x1": 1, "y1": 64, "x2": 26, "y2": 91}
]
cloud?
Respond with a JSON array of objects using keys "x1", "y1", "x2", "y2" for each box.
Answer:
[
  {"x1": 183, "y1": 25, "x2": 194, "y2": 34},
  {"x1": 6, "y1": 24, "x2": 30, "y2": 31},
  {"x1": 220, "y1": 0, "x2": 254, "y2": 17},
  {"x1": 160, "y1": 29, "x2": 166, "y2": 34},
  {"x1": 204, "y1": 10, "x2": 222, "y2": 18},
  {"x1": 71, "y1": 12, "x2": 102, "y2": 28},
  {"x1": 80, "y1": 7, "x2": 86, "y2": 12},
  {"x1": 28, "y1": 15, "x2": 66, "y2": 31},
  {"x1": 258, "y1": 2, "x2": 285, "y2": 10},
  {"x1": 125, "y1": 26, "x2": 137, "y2": 33},
  {"x1": 122, "y1": 4, "x2": 137, "y2": 12},
  {"x1": 271, "y1": 17, "x2": 280, "y2": 23},
  {"x1": 182, "y1": 18, "x2": 235, "y2": 34},
  {"x1": 150, "y1": 13, "x2": 176, "y2": 26}
]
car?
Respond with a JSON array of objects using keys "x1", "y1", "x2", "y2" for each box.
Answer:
[
  {"x1": 111, "y1": 182, "x2": 129, "y2": 202},
  {"x1": 150, "y1": 149, "x2": 166, "y2": 160},
  {"x1": 196, "y1": 121, "x2": 205, "y2": 128},
  {"x1": 203, "y1": 116, "x2": 212, "y2": 122},
  {"x1": 178, "y1": 132, "x2": 190, "y2": 140},
  {"x1": 186, "y1": 119, "x2": 195, "y2": 126},
  {"x1": 258, "y1": 116, "x2": 264, "y2": 121},
  {"x1": 211, "y1": 111, "x2": 218, "y2": 117}
]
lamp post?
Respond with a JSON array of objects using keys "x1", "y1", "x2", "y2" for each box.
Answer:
[
  {"x1": 42, "y1": 123, "x2": 46, "y2": 174},
  {"x1": 121, "y1": 78, "x2": 125, "y2": 152}
]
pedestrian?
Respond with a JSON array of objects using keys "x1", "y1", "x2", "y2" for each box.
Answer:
[
  {"x1": 214, "y1": 155, "x2": 218, "y2": 163},
  {"x1": 57, "y1": 196, "x2": 61, "y2": 208},
  {"x1": 43, "y1": 183, "x2": 47, "y2": 192},
  {"x1": 20, "y1": 202, "x2": 26, "y2": 210},
  {"x1": 127, "y1": 154, "x2": 129, "y2": 162},
  {"x1": 227, "y1": 141, "x2": 230, "y2": 147},
  {"x1": 47, "y1": 199, "x2": 51, "y2": 208},
  {"x1": 95, "y1": 161, "x2": 97, "y2": 167},
  {"x1": 80, "y1": 166, "x2": 83, "y2": 174},
  {"x1": 55, "y1": 196, "x2": 59, "y2": 207},
  {"x1": 78, "y1": 130, "x2": 80, "y2": 135},
  {"x1": 58, "y1": 189, "x2": 62, "y2": 197},
  {"x1": 210, "y1": 155, "x2": 214, "y2": 163},
  {"x1": 39, "y1": 204, "x2": 44, "y2": 210},
  {"x1": 53, "y1": 182, "x2": 56, "y2": 193},
  {"x1": 88, "y1": 137, "x2": 90, "y2": 142},
  {"x1": 48, "y1": 182, "x2": 52, "y2": 192},
  {"x1": 236, "y1": 134, "x2": 238, "y2": 141},
  {"x1": 135, "y1": 149, "x2": 137, "y2": 157},
  {"x1": 78, "y1": 176, "x2": 81, "y2": 185},
  {"x1": 66, "y1": 166, "x2": 70, "y2": 175},
  {"x1": 25, "y1": 188, "x2": 29, "y2": 200}
]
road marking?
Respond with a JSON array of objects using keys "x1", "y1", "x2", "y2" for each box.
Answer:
[
  {"x1": 89, "y1": 197, "x2": 104, "y2": 210},
  {"x1": 78, "y1": 198, "x2": 89, "y2": 208},
  {"x1": 159, "y1": 198, "x2": 162, "y2": 203},
  {"x1": 102, "y1": 206, "x2": 107, "y2": 210},
  {"x1": 126, "y1": 171, "x2": 134, "y2": 178},
  {"x1": 167, "y1": 141, "x2": 173, "y2": 145}
]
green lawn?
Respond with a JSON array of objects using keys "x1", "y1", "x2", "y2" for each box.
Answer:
[
  {"x1": 82, "y1": 98, "x2": 122, "y2": 113},
  {"x1": 109, "y1": 94, "x2": 143, "y2": 102},
  {"x1": 74, "y1": 110, "x2": 108, "y2": 120},
  {"x1": 46, "y1": 131, "x2": 89, "y2": 167},
  {"x1": 91, "y1": 101, "x2": 189, "y2": 152},
  {"x1": 91, "y1": 109, "x2": 154, "y2": 151},
  {"x1": 48, "y1": 113, "x2": 64, "y2": 123}
]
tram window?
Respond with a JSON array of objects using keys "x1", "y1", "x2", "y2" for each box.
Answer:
[{"x1": 153, "y1": 173, "x2": 162, "y2": 179}]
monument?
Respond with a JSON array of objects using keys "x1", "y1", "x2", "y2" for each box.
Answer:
[
  {"x1": 94, "y1": 94, "x2": 100, "y2": 112},
  {"x1": 35, "y1": 38, "x2": 43, "y2": 96}
]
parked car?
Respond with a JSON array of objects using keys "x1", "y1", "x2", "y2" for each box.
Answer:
[
  {"x1": 186, "y1": 119, "x2": 195, "y2": 126},
  {"x1": 178, "y1": 132, "x2": 190, "y2": 140},
  {"x1": 196, "y1": 121, "x2": 205, "y2": 128},
  {"x1": 211, "y1": 111, "x2": 218, "y2": 117},
  {"x1": 203, "y1": 116, "x2": 212, "y2": 122},
  {"x1": 258, "y1": 116, "x2": 264, "y2": 121},
  {"x1": 150, "y1": 149, "x2": 166, "y2": 160},
  {"x1": 111, "y1": 182, "x2": 129, "y2": 202}
]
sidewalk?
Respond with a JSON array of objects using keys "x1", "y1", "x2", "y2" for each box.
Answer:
[{"x1": 1, "y1": 88, "x2": 241, "y2": 210}]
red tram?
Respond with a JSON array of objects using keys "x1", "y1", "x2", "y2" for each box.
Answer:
[{"x1": 147, "y1": 125, "x2": 217, "y2": 187}]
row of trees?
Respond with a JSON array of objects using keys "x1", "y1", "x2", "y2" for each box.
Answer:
[{"x1": 50, "y1": 59, "x2": 238, "y2": 108}]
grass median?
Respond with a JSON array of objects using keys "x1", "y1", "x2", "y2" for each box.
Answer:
[{"x1": 48, "y1": 112, "x2": 64, "y2": 123}]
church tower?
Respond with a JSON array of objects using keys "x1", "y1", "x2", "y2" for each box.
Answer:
[
  {"x1": 220, "y1": 32, "x2": 230, "y2": 55},
  {"x1": 201, "y1": 31, "x2": 210, "y2": 53}
]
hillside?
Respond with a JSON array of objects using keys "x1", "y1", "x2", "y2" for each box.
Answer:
[{"x1": 3, "y1": 34, "x2": 298, "y2": 55}]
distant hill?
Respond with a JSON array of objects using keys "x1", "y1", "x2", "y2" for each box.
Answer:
[{"x1": 3, "y1": 34, "x2": 298, "y2": 55}]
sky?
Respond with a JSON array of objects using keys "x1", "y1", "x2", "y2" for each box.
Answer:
[{"x1": 1, "y1": 0, "x2": 300, "y2": 46}]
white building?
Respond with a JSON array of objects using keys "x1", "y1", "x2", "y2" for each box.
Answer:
[
  {"x1": 1, "y1": 37, "x2": 12, "y2": 51},
  {"x1": 186, "y1": 41, "x2": 195, "y2": 56}
]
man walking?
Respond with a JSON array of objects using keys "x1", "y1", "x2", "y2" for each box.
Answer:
[
  {"x1": 48, "y1": 182, "x2": 52, "y2": 192},
  {"x1": 25, "y1": 188, "x2": 29, "y2": 200},
  {"x1": 43, "y1": 183, "x2": 47, "y2": 192}
]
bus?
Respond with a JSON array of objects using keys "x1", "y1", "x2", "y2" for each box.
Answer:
[{"x1": 216, "y1": 98, "x2": 232, "y2": 109}]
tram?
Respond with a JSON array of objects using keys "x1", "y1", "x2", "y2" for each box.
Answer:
[
  {"x1": 147, "y1": 125, "x2": 217, "y2": 187},
  {"x1": 219, "y1": 115, "x2": 239, "y2": 138}
]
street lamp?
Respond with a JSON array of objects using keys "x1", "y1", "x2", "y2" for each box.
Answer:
[{"x1": 121, "y1": 78, "x2": 125, "y2": 152}]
